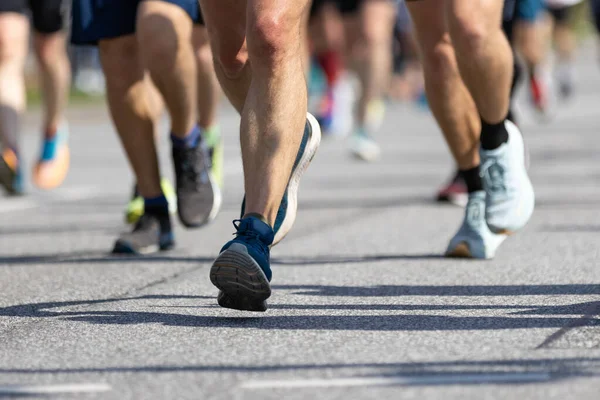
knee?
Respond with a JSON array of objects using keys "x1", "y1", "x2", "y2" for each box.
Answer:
[
  {"x1": 421, "y1": 35, "x2": 458, "y2": 79},
  {"x1": 99, "y1": 39, "x2": 140, "y2": 91},
  {"x1": 449, "y1": 15, "x2": 490, "y2": 55},
  {"x1": 246, "y1": 13, "x2": 296, "y2": 68},
  {"x1": 138, "y1": 21, "x2": 178, "y2": 68},
  {"x1": 195, "y1": 41, "x2": 214, "y2": 69},
  {"x1": 0, "y1": 32, "x2": 27, "y2": 67},
  {"x1": 33, "y1": 34, "x2": 68, "y2": 68},
  {"x1": 214, "y1": 41, "x2": 248, "y2": 79}
]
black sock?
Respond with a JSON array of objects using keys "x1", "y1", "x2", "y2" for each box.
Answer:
[
  {"x1": 480, "y1": 117, "x2": 509, "y2": 150},
  {"x1": 460, "y1": 166, "x2": 483, "y2": 193}
]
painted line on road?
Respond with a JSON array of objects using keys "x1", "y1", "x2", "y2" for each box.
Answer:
[
  {"x1": 242, "y1": 372, "x2": 552, "y2": 389},
  {"x1": 0, "y1": 199, "x2": 38, "y2": 214},
  {"x1": 0, "y1": 186, "x2": 101, "y2": 214},
  {"x1": 0, "y1": 383, "x2": 111, "y2": 395}
]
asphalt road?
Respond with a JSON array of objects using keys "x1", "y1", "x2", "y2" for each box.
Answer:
[{"x1": 1, "y1": 51, "x2": 600, "y2": 399}]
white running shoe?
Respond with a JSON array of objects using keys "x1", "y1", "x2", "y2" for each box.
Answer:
[
  {"x1": 480, "y1": 120, "x2": 535, "y2": 234},
  {"x1": 446, "y1": 191, "x2": 507, "y2": 260}
]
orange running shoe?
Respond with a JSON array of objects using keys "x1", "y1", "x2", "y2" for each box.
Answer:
[{"x1": 33, "y1": 124, "x2": 70, "y2": 190}]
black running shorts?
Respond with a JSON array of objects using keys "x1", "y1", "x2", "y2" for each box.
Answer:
[{"x1": 0, "y1": 0, "x2": 67, "y2": 34}]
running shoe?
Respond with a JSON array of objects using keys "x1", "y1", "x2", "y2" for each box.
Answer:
[
  {"x1": 210, "y1": 216, "x2": 274, "y2": 312},
  {"x1": 172, "y1": 136, "x2": 222, "y2": 228},
  {"x1": 366, "y1": 98, "x2": 386, "y2": 134},
  {"x1": 446, "y1": 191, "x2": 507, "y2": 259},
  {"x1": 316, "y1": 89, "x2": 335, "y2": 133},
  {"x1": 204, "y1": 125, "x2": 224, "y2": 189},
  {"x1": 480, "y1": 120, "x2": 535, "y2": 234},
  {"x1": 0, "y1": 148, "x2": 24, "y2": 196},
  {"x1": 113, "y1": 210, "x2": 175, "y2": 255},
  {"x1": 436, "y1": 170, "x2": 468, "y2": 207},
  {"x1": 240, "y1": 113, "x2": 321, "y2": 246},
  {"x1": 350, "y1": 127, "x2": 381, "y2": 162},
  {"x1": 556, "y1": 62, "x2": 575, "y2": 101},
  {"x1": 125, "y1": 178, "x2": 177, "y2": 225},
  {"x1": 33, "y1": 123, "x2": 70, "y2": 190},
  {"x1": 529, "y1": 74, "x2": 549, "y2": 114}
]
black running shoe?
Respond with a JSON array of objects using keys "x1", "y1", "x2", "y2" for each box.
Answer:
[
  {"x1": 112, "y1": 210, "x2": 175, "y2": 255},
  {"x1": 172, "y1": 141, "x2": 221, "y2": 228}
]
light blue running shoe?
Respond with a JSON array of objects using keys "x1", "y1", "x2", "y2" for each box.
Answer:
[
  {"x1": 480, "y1": 120, "x2": 535, "y2": 234},
  {"x1": 446, "y1": 191, "x2": 507, "y2": 260}
]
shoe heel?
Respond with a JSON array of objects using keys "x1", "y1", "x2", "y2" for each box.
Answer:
[{"x1": 210, "y1": 248, "x2": 271, "y2": 312}]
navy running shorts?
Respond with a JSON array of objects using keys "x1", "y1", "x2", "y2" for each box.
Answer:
[
  {"x1": 71, "y1": 0, "x2": 204, "y2": 45},
  {"x1": 0, "y1": 0, "x2": 68, "y2": 34}
]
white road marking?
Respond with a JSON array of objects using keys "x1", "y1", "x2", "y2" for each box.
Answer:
[
  {"x1": 52, "y1": 185, "x2": 101, "y2": 201},
  {"x1": 0, "y1": 199, "x2": 38, "y2": 214},
  {"x1": 242, "y1": 372, "x2": 552, "y2": 390},
  {"x1": 0, "y1": 186, "x2": 101, "y2": 214},
  {"x1": 0, "y1": 383, "x2": 111, "y2": 395}
]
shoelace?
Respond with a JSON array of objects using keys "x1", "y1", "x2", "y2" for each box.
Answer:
[
  {"x1": 480, "y1": 157, "x2": 507, "y2": 194},
  {"x1": 232, "y1": 219, "x2": 269, "y2": 258}
]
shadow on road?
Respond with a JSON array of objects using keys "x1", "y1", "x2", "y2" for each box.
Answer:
[
  {"x1": 0, "y1": 252, "x2": 213, "y2": 266},
  {"x1": 0, "y1": 289, "x2": 598, "y2": 332},
  {"x1": 0, "y1": 357, "x2": 598, "y2": 387},
  {"x1": 273, "y1": 284, "x2": 600, "y2": 296},
  {"x1": 0, "y1": 252, "x2": 442, "y2": 266}
]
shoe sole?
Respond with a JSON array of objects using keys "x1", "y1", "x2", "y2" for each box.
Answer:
[
  {"x1": 273, "y1": 113, "x2": 322, "y2": 245},
  {"x1": 210, "y1": 248, "x2": 271, "y2": 312},
  {"x1": 445, "y1": 242, "x2": 473, "y2": 259}
]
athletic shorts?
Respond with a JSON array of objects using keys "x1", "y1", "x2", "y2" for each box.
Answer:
[
  {"x1": 0, "y1": 0, "x2": 67, "y2": 34},
  {"x1": 546, "y1": 5, "x2": 572, "y2": 23},
  {"x1": 515, "y1": 0, "x2": 544, "y2": 22},
  {"x1": 592, "y1": 0, "x2": 600, "y2": 34},
  {"x1": 71, "y1": 0, "x2": 204, "y2": 45},
  {"x1": 310, "y1": 0, "x2": 393, "y2": 17}
]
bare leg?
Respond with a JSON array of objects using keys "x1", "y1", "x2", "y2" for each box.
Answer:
[
  {"x1": 99, "y1": 36, "x2": 162, "y2": 199},
  {"x1": 0, "y1": 13, "x2": 29, "y2": 152},
  {"x1": 407, "y1": 2, "x2": 480, "y2": 170},
  {"x1": 447, "y1": 0, "x2": 513, "y2": 123},
  {"x1": 192, "y1": 25, "x2": 220, "y2": 129},
  {"x1": 137, "y1": 0, "x2": 197, "y2": 137},
  {"x1": 33, "y1": 31, "x2": 71, "y2": 136},
  {"x1": 200, "y1": 0, "x2": 310, "y2": 225},
  {"x1": 351, "y1": 0, "x2": 395, "y2": 127},
  {"x1": 515, "y1": 20, "x2": 545, "y2": 74}
]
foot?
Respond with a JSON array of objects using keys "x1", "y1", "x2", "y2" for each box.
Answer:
[
  {"x1": 366, "y1": 98, "x2": 386, "y2": 134},
  {"x1": 172, "y1": 136, "x2": 222, "y2": 228},
  {"x1": 480, "y1": 120, "x2": 535, "y2": 234},
  {"x1": 529, "y1": 74, "x2": 550, "y2": 115},
  {"x1": 240, "y1": 113, "x2": 322, "y2": 246},
  {"x1": 350, "y1": 128, "x2": 381, "y2": 162},
  {"x1": 210, "y1": 217, "x2": 274, "y2": 312},
  {"x1": 436, "y1": 170, "x2": 468, "y2": 207},
  {"x1": 0, "y1": 149, "x2": 24, "y2": 196},
  {"x1": 125, "y1": 178, "x2": 177, "y2": 225},
  {"x1": 446, "y1": 191, "x2": 507, "y2": 259},
  {"x1": 33, "y1": 124, "x2": 70, "y2": 190},
  {"x1": 113, "y1": 210, "x2": 175, "y2": 255}
]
